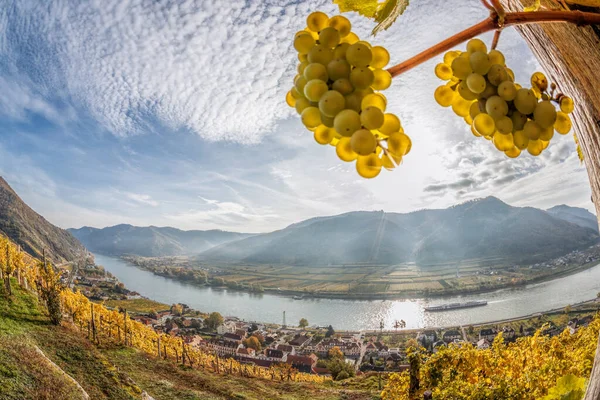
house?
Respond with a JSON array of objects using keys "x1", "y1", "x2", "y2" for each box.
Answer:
[
  {"x1": 205, "y1": 339, "x2": 240, "y2": 356},
  {"x1": 479, "y1": 328, "x2": 497, "y2": 342},
  {"x1": 365, "y1": 342, "x2": 378, "y2": 354},
  {"x1": 287, "y1": 354, "x2": 318, "y2": 374},
  {"x1": 312, "y1": 366, "x2": 331, "y2": 375},
  {"x1": 418, "y1": 330, "x2": 437, "y2": 345},
  {"x1": 223, "y1": 333, "x2": 244, "y2": 342},
  {"x1": 235, "y1": 329, "x2": 248, "y2": 339},
  {"x1": 502, "y1": 326, "x2": 516, "y2": 340},
  {"x1": 442, "y1": 330, "x2": 462, "y2": 343},
  {"x1": 277, "y1": 344, "x2": 296, "y2": 355},
  {"x1": 237, "y1": 347, "x2": 256, "y2": 356},
  {"x1": 477, "y1": 339, "x2": 490, "y2": 349},
  {"x1": 289, "y1": 334, "x2": 311, "y2": 347},
  {"x1": 265, "y1": 349, "x2": 285, "y2": 360},
  {"x1": 217, "y1": 321, "x2": 236, "y2": 335}
]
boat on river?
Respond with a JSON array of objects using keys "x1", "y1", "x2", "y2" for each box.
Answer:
[
  {"x1": 293, "y1": 295, "x2": 304, "y2": 300},
  {"x1": 424, "y1": 300, "x2": 488, "y2": 312}
]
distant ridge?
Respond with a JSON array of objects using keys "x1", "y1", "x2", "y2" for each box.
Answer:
[
  {"x1": 547, "y1": 204, "x2": 599, "y2": 233},
  {"x1": 0, "y1": 177, "x2": 88, "y2": 263}
]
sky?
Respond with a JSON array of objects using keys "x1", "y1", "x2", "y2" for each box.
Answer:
[{"x1": 0, "y1": 0, "x2": 593, "y2": 233}]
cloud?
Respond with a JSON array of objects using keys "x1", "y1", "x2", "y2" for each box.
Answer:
[{"x1": 125, "y1": 193, "x2": 159, "y2": 207}]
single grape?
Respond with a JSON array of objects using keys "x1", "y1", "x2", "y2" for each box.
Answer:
[
  {"x1": 505, "y1": 146, "x2": 521, "y2": 158},
  {"x1": 304, "y1": 79, "x2": 329, "y2": 102},
  {"x1": 513, "y1": 130, "x2": 529, "y2": 150},
  {"x1": 336, "y1": 137, "x2": 358, "y2": 162},
  {"x1": 514, "y1": 89, "x2": 538, "y2": 115},
  {"x1": 344, "y1": 92, "x2": 363, "y2": 112},
  {"x1": 291, "y1": 87, "x2": 303, "y2": 99},
  {"x1": 327, "y1": 59, "x2": 350, "y2": 81},
  {"x1": 466, "y1": 73, "x2": 486, "y2": 94},
  {"x1": 319, "y1": 90, "x2": 346, "y2": 117},
  {"x1": 328, "y1": 15, "x2": 352, "y2": 38},
  {"x1": 540, "y1": 126, "x2": 554, "y2": 141},
  {"x1": 286, "y1": 90, "x2": 296, "y2": 107},
  {"x1": 297, "y1": 61, "x2": 309, "y2": 75},
  {"x1": 531, "y1": 71, "x2": 548, "y2": 92},
  {"x1": 362, "y1": 93, "x2": 386, "y2": 111},
  {"x1": 533, "y1": 100, "x2": 557, "y2": 128},
  {"x1": 452, "y1": 96, "x2": 473, "y2": 118},
  {"x1": 495, "y1": 116, "x2": 513, "y2": 135},
  {"x1": 333, "y1": 43, "x2": 350, "y2": 59},
  {"x1": 451, "y1": 56, "x2": 472, "y2": 80},
  {"x1": 560, "y1": 96, "x2": 574, "y2": 113},
  {"x1": 435, "y1": 63, "x2": 453, "y2": 80},
  {"x1": 334, "y1": 109, "x2": 362, "y2": 137},
  {"x1": 350, "y1": 129, "x2": 377, "y2": 155},
  {"x1": 295, "y1": 97, "x2": 311, "y2": 114},
  {"x1": 332, "y1": 78, "x2": 353, "y2": 95},
  {"x1": 357, "y1": 40, "x2": 372, "y2": 49},
  {"x1": 319, "y1": 27, "x2": 341, "y2": 48},
  {"x1": 473, "y1": 113, "x2": 495, "y2": 136},
  {"x1": 301, "y1": 107, "x2": 322, "y2": 128},
  {"x1": 356, "y1": 153, "x2": 382, "y2": 179},
  {"x1": 295, "y1": 76, "x2": 308, "y2": 95},
  {"x1": 294, "y1": 33, "x2": 315, "y2": 54},
  {"x1": 464, "y1": 114, "x2": 473, "y2": 126},
  {"x1": 458, "y1": 81, "x2": 478, "y2": 101},
  {"x1": 387, "y1": 132, "x2": 411, "y2": 156},
  {"x1": 527, "y1": 139, "x2": 544, "y2": 156},
  {"x1": 372, "y1": 69, "x2": 392, "y2": 90},
  {"x1": 555, "y1": 111, "x2": 572, "y2": 134},
  {"x1": 444, "y1": 50, "x2": 461, "y2": 66},
  {"x1": 485, "y1": 96, "x2": 509, "y2": 119},
  {"x1": 488, "y1": 49, "x2": 505, "y2": 66},
  {"x1": 306, "y1": 11, "x2": 329, "y2": 32},
  {"x1": 341, "y1": 32, "x2": 359, "y2": 44},
  {"x1": 346, "y1": 43, "x2": 372, "y2": 67},
  {"x1": 467, "y1": 38, "x2": 487, "y2": 54},
  {"x1": 523, "y1": 120, "x2": 542, "y2": 140},
  {"x1": 361, "y1": 106, "x2": 385, "y2": 130},
  {"x1": 371, "y1": 46, "x2": 390, "y2": 69},
  {"x1": 469, "y1": 101, "x2": 482, "y2": 119},
  {"x1": 471, "y1": 125, "x2": 481, "y2": 137},
  {"x1": 493, "y1": 132, "x2": 514, "y2": 152},
  {"x1": 304, "y1": 63, "x2": 328, "y2": 82},
  {"x1": 321, "y1": 113, "x2": 335, "y2": 128},
  {"x1": 308, "y1": 44, "x2": 334, "y2": 65},
  {"x1": 314, "y1": 125, "x2": 335, "y2": 145},
  {"x1": 497, "y1": 81, "x2": 517, "y2": 101},
  {"x1": 350, "y1": 67, "x2": 375, "y2": 89},
  {"x1": 506, "y1": 68, "x2": 515, "y2": 82},
  {"x1": 434, "y1": 85, "x2": 456, "y2": 108},
  {"x1": 469, "y1": 51, "x2": 491, "y2": 75},
  {"x1": 487, "y1": 64, "x2": 509, "y2": 86},
  {"x1": 380, "y1": 114, "x2": 401, "y2": 136},
  {"x1": 511, "y1": 111, "x2": 528, "y2": 131}
]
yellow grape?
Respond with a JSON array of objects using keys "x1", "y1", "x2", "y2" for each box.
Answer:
[
  {"x1": 533, "y1": 100, "x2": 557, "y2": 128},
  {"x1": 332, "y1": 78, "x2": 354, "y2": 95},
  {"x1": 466, "y1": 38, "x2": 487, "y2": 54},
  {"x1": 360, "y1": 106, "x2": 384, "y2": 130},
  {"x1": 473, "y1": 113, "x2": 495, "y2": 136},
  {"x1": 434, "y1": 85, "x2": 456, "y2": 108},
  {"x1": 301, "y1": 107, "x2": 321, "y2": 128},
  {"x1": 319, "y1": 90, "x2": 346, "y2": 117},
  {"x1": 334, "y1": 109, "x2": 361, "y2": 137},
  {"x1": 497, "y1": 81, "x2": 517, "y2": 101},
  {"x1": 346, "y1": 43, "x2": 372, "y2": 67},
  {"x1": 350, "y1": 129, "x2": 377, "y2": 155},
  {"x1": 505, "y1": 146, "x2": 521, "y2": 158},
  {"x1": 381, "y1": 152, "x2": 398, "y2": 170},
  {"x1": 327, "y1": 59, "x2": 351, "y2": 81},
  {"x1": 387, "y1": 132, "x2": 411, "y2": 156},
  {"x1": 380, "y1": 113, "x2": 401, "y2": 136},
  {"x1": 487, "y1": 64, "x2": 509, "y2": 86},
  {"x1": 435, "y1": 63, "x2": 453, "y2": 80},
  {"x1": 295, "y1": 76, "x2": 308, "y2": 95},
  {"x1": 304, "y1": 63, "x2": 328, "y2": 81},
  {"x1": 357, "y1": 40, "x2": 372, "y2": 49},
  {"x1": 523, "y1": 120, "x2": 542, "y2": 140},
  {"x1": 540, "y1": 126, "x2": 554, "y2": 141},
  {"x1": 371, "y1": 46, "x2": 390, "y2": 69},
  {"x1": 356, "y1": 153, "x2": 382, "y2": 179},
  {"x1": 485, "y1": 96, "x2": 508, "y2": 119},
  {"x1": 466, "y1": 73, "x2": 486, "y2": 94},
  {"x1": 291, "y1": 87, "x2": 303, "y2": 99},
  {"x1": 294, "y1": 34, "x2": 315, "y2": 54},
  {"x1": 480, "y1": 80, "x2": 497, "y2": 99},
  {"x1": 308, "y1": 44, "x2": 333, "y2": 65},
  {"x1": 555, "y1": 111, "x2": 572, "y2": 134},
  {"x1": 443, "y1": 50, "x2": 460, "y2": 66},
  {"x1": 531, "y1": 71, "x2": 548, "y2": 92},
  {"x1": 493, "y1": 132, "x2": 514, "y2": 151},
  {"x1": 330, "y1": 137, "x2": 340, "y2": 147},
  {"x1": 314, "y1": 125, "x2": 335, "y2": 145},
  {"x1": 286, "y1": 91, "x2": 296, "y2": 107},
  {"x1": 488, "y1": 49, "x2": 505, "y2": 66},
  {"x1": 513, "y1": 130, "x2": 529, "y2": 150},
  {"x1": 511, "y1": 111, "x2": 528, "y2": 131},
  {"x1": 464, "y1": 115, "x2": 473, "y2": 126},
  {"x1": 297, "y1": 61, "x2": 309, "y2": 75},
  {"x1": 496, "y1": 116, "x2": 513, "y2": 134},
  {"x1": 350, "y1": 67, "x2": 374, "y2": 89},
  {"x1": 372, "y1": 69, "x2": 392, "y2": 90},
  {"x1": 298, "y1": 53, "x2": 308, "y2": 63},
  {"x1": 336, "y1": 137, "x2": 358, "y2": 161},
  {"x1": 362, "y1": 93, "x2": 386, "y2": 111},
  {"x1": 319, "y1": 27, "x2": 340, "y2": 48},
  {"x1": 542, "y1": 139, "x2": 550, "y2": 150},
  {"x1": 471, "y1": 125, "x2": 482, "y2": 137},
  {"x1": 514, "y1": 89, "x2": 538, "y2": 115},
  {"x1": 328, "y1": 15, "x2": 351, "y2": 38},
  {"x1": 295, "y1": 97, "x2": 311, "y2": 114},
  {"x1": 451, "y1": 56, "x2": 472, "y2": 80},
  {"x1": 321, "y1": 113, "x2": 335, "y2": 128},
  {"x1": 333, "y1": 42, "x2": 350, "y2": 59},
  {"x1": 506, "y1": 68, "x2": 515, "y2": 82},
  {"x1": 560, "y1": 96, "x2": 574, "y2": 113},
  {"x1": 458, "y1": 81, "x2": 478, "y2": 101},
  {"x1": 341, "y1": 32, "x2": 359, "y2": 44},
  {"x1": 527, "y1": 139, "x2": 544, "y2": 156},
  {"x1": 469, "y1": 101, "x2": 482, "y2": 119},
  {"x1": 344, "y1": 92, "x2": 363, "y2": 112},
  {"x1": 306, "y1": 11, "x2": 329, "y2": 32},
  {"x1": 469, "y1": 51, "x2": 491, "y2": 75},
  {"x1": 304, "y1": 79, "x2": 329, "y2": 101},
  {"x1": 452, "y1": 96, "x2": 473, "y2": 117}
]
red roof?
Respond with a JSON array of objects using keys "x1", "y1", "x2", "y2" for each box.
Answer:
[{"x1": 287, "y1": 355, "x2": 315, "y2": 367}]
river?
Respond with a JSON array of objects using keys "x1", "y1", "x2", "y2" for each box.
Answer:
[{"x1": 95, "y1": 254, "x2": 600, "y2": 331}]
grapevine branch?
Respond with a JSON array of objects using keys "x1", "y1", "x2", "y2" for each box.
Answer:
[{"x1": 387, "y1": 10, "x2": 600, "y2": 77}]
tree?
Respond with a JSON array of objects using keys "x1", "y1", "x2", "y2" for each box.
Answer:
[
  {"x1": 325, "y1": 325, "x2": 335, "y2": 337},
  {"x1": 171, "y1": 303, "x2": 184, "y2": 316},
  {"x1": 243, "y1": 336, "x2": 262, "y2": 351},
  {"x1": 205, "y1": 312, "x2": 224, "y2": 330},
  {"x1": 328, "y1": 346, "x2": 344, "y2": 360},
  {"x1": 37, "y1": 259, "x2": 64, "y2": 325},
  {"x1": 299, "y1": 318, "x2": 309, "y2": 329},
  {"x1": 327, "y1": 357, "x2": 355, "y2": 381}
]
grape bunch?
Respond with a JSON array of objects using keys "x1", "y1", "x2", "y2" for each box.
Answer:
[
  {"x1": 286, "y1": 11, "x2": 410, "y2": 179},
  {"x1": 434, "y1": 39, "x2": 574, "y2": 158}
]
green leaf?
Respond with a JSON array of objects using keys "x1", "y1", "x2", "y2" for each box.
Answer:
[
  {"x1": 543, "y1": 374, "x2": 586, "y2": 400},
  {"x1": 373, "y1": 0, "x2": 410, "y2": 35}
]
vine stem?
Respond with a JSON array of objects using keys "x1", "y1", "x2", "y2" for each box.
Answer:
[{"x1": 387, "y1": 10, "x2": 600, "y2": 78}]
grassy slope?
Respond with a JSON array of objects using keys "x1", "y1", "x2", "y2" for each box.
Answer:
[{"x1": 0, "y1": 282, "x2": 378, "y2": 400}]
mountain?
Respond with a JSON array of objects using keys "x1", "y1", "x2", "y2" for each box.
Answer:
[
  {"x1": 199, "y1": 197, "x2": 600, "y2": 266},
  {"x1": 0, "y1": 177, "x2": 87, "y2": 263},
  {"x1": 546, "y1": 204, "x2": 599, "y2": 233},
  {"x1": 68, "y1": 224, "x2": 253, "y2": 257}
]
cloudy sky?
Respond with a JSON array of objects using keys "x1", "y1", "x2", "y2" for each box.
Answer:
[{"x1": 0, "y1": 0, "x2": 592, "y2": 233}]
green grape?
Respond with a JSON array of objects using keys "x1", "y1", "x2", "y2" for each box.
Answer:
[
  {"x1": 479, "y1": 80, "x2": 497, "y2": 99},
  {"x1": 523, "y1": 120, "x2": 542, "y2": 140},
  {"x1": 560, "y1": 96, "x2": 574, "y2": 113},
  {"x1": 319, "y1": 27, "x2": 340, "y2": 48},
  {"x1": 466, "y1": 73, "x2": 486, "y2": 94},
  {"x1": 336, "y1": 137, "x2": 358, "y2": 162},
  {"x1": 295, "y1": 76, "x2": 308, "y2": 95},
  {"x1": 341, "y1": 32, "x2": 359, "y2": 44},
  {"x1": 488, "y1": 49, "x2": 505, "y2": 66},
  {"x1": 513, "y1": 130, "x2": 529, "y2": 150},
  {"x1": 435, "y1": 63, "x2": 453, "y2": 80},
  {"x1": 350, "y1": 129, "x2": 377, "y2": 156},
  {"x1": 511, "y1": 111, "x2": 528, "y2": 131},
  {"x1": 497, "y1": 81, "x2": 517, "y2": 101},
  {"x1": 514, "y1": 89, "x2": 538, "y2": 115},
  {"x1": 444, "y1": 50, "x2": 461, "y2": 66},
  {"x1": 321, "y1": 113, "x2": 335, "y2": 128},
  {"x1": 451, "y1": 56, "x2": 472, "y2": 80},
  {"x1": 304, "y1": 63, "x2": 328, "y2": 82},
  {"x1": 495, "y1": 116, "x2": 513, "y2": 134},
  {"x1": 487, "y1": 64, "x2": 509, "y2": 86},
  {"x1": 458, "y1": 81, "x2": 478, "y2": 100},
  {"x1": 555, "y1": 111, "x2": 572, "y2": 134},
  {"x1": 346, "y1": 43, "x2": 372, "y2": 67},
  {"x1": 350, "y1": 67, "x2": 374, "y2": 89},
  {"x1": 434, "y1": 85, "x2": 456, "y2": 108},
  {"x1": 319, "y1": 90, "x2": 346, "y2": 117},
  {"x1": 452, "y1": 96, "x2": 473, "y2": 117},
  {"x1": 328, "y1": 15, "x2": 351, "y2": 38},
  {"x1": 469, "y1": 52, "x2": 491, "y2": 75},
  {"x1": 473, "y1": 113, "x2": 495, "y2": 136},
  {"x1": 533, "y1": 100, "x2": 557, "y2": 128},
  {"x1": 308, "y1": 44, "x2": 333, "y2": 65},
  {"x1": 493, "y1": 132, "x2": 514, "y2": 151},
  {"x1": 327, "y1": 59, "x2": 350, "y2": 81},
  {"x1": 334, "y1": 109, "x2": 362, "y2": 137},
  {"x1": 344, "y1": 92, "x2": 363, "y2": 112},
  {"x1": 301, "y1": 106, "x2": 321, "y2": 128},
  {"x1": 355, "y1": 87, "x2": 374, "y2": 97},
  {"x1": 387, "y1": 132, "x2": 411, "y2": 156},
  {"x1": 485, "y1": 96, "x2": 508, "y2": 119},
  {"x1": 333, "y1": 43, "x2": 350, "y2": 59},
  {"x1": 304, "y1": 79, "x2": 329, "y2": 102},
  {"x1": 297, "y1": 61, "x2": 309, "y2": 75},
  {"x1": 356, "y1": 153, "x2": 382, "y2": 179},
  {"x1": 531, "y1": 72, "x2": 548, "y2": 92},
  {"x1": 362, "y1": 93, "x2": 386, "y2": 111},
  {"x1": 294, "y1": 33, "x2": 315, "y2": 54},
  {"x1": 295, "y1": 97, "x2": 311, "y2": 114},
  {"x1": 306, "y1": 11, "x2": 329, "y2": 32},
  {"x1": 380, "y1": 113, "x2": 401, "y2": 136},
  {"x1": 332, "y1": 78, "x2": 354, "y2": 95},
  {"x1": 314, "y1": 125, "x2": 335, "y2": 145},
  {"x1": 466, "y1": 38, "x2": 487, "y2": 54},
  {"x1": 360, "y1": 106, "x2": 384, "y2": 129},
  {"x1": 469, "y1": 101, "x2": 482, "y2": 119},
  {"x1": 371, "y1": 46, "x2": 390, "y2": 69},
  {"x1": 372, "y1": 69, "x2": 392, "y2": 90},
  {"x1": 505, "y1": 146, "x2": 521, "y2": 158},
  {"x1": 527, "y1": 139, "x2": 544, "y2": 156},
  {"x1": 540, "y1": 126, "x2": 554, "y2": 141}
]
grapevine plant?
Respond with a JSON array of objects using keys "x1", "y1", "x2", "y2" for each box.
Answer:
[{"x1": 286, "y1": 1, "x2": 600, "y2": 178}]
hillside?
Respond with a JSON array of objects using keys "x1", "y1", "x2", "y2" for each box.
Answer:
[
  {"x1": 0, "y1": 177, "x2": 87, "y2": 263},
  {"x1": 68, "y1": 225, "x2": 252, "y2": 257},
  {"x1": 547, "y1": 204, "x2": 599, "y2": 233},
  {"x1": 200, "y1": 197, "x2": 599, "y2": 266}
]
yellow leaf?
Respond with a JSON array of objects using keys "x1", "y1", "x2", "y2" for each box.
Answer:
[
  {"x1": 373, "y1": 0, "x2": 410, "y2": 35},
  {"x1": 523, "y1": 0, "x2": 541, "y2": 11},
  {"x1": 333, "y1": 0, "x2": 379, "y2": 17}
]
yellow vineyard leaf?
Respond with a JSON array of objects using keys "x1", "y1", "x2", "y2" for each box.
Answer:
[
  {"x1": 333, "y1": 0, "x2": 410, "y2": 35},
  {"x1": 523, "y1": 0, "x2": 541, "y2": 11},
  {"x1": 333, "y1": 0, "x2": 379, "y2": 17}
]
